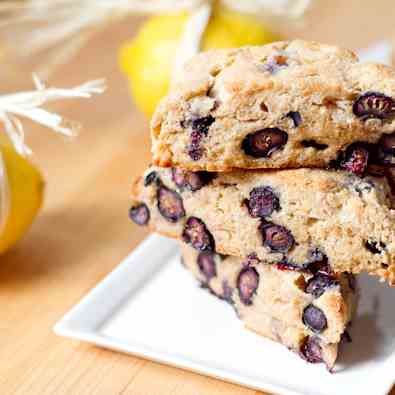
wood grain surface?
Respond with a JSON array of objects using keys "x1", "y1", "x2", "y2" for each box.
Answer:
[{"x1": 1, "y1": 1, "x2": 395, "y2": 394}]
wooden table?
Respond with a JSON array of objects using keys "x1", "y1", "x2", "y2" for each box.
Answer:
[{"x1": 1, "y1": 1, "x2": 395, "y2": 393}]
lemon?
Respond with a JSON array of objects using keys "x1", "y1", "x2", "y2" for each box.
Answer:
[
  {"x1": 0, "y1": 137, "x2": 44, "y2": 254},
  {"x1": 120, "y1": 8, "x2": 279, "y2": 117}
]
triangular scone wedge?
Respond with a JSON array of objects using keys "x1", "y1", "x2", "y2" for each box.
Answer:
[
  {"x1": 130, "y1": 166, "x2": 395, "y2": 284},
  {"x1": 151, "y1": 40, "x2": 395, "y2": 173},
  {"x1": 180, "y1": 244, "x2": 357, "y2": 370}
]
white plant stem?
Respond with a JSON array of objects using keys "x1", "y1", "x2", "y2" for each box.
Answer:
[
  {"x1": 0, "y1": 0, "x2": 311, "y2": 76},
  {"x1": 0, "y1": 77, "x2": 106, "y2": 156},
  {"x1": 0, "y1": 76, "x2": 106, "y2": 231},
  {"x1": 171, "y1": 3, "x2": 212, "y2": 85}
]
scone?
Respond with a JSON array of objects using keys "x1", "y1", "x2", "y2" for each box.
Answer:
[
  {"x1": 151, "y1": 40, "x2": 395, "y2": 172},
  {"x1": 180, "y1": 244, "x2": 357, "y2": 370},
  {"x1": 129, "y1": 166, "x2": 395, "y2": 284}
]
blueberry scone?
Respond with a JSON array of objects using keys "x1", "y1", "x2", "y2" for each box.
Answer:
[
  {"x1": 129, "y1": 166, "x2": 395, "y2": 284},
  {"x1": 151, "y1": 40, "x2": 395, "y2": 173},
  {"x1": 180, "y1": 244, "x2": 357, "y2": 369}
]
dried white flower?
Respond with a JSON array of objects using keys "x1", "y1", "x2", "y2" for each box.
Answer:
[
  {"x1": 0, "y1": 0, "x2": 311, "y2": 77},
  {"x1": 171, "y1": 3, "x2": 211, "y2": 84},
  {"x1": 0, "y1": 76, "x2": 106, "y2": 156}
]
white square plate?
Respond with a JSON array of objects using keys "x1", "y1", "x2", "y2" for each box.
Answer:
[
  {"x1": 55, "y1": 43, "x2": 395, "y2": 395},
  {"x1": 55, "y1": 234, "x2": 395, "y2": 395}
]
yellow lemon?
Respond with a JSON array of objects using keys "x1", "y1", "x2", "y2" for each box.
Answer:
[
  {"x1": 120, "y1": 8, "x2": 279, "y2": 117},
  {"x1": 0, "y1": 137, "x2": 44, "y2": 254}
]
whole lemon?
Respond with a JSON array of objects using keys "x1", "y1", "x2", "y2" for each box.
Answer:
[
  {"x1": 0, "y1": 136, "x2": 44, "y2": 253},
  {"x1": 120, "y1": 8, "x2": 279, "y2": 117}
]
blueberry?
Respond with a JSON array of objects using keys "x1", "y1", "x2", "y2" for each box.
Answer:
[
  {"x1": 171, "y1": 168, "x2": 214, "y2": 192},
  {"x1": 129, "y1": 203, "x2": 150, "y2": 226},
  {"x1": 260, "y1": 55, "x2": 288, "y2": 74},
  {"x1": 353, "y1": 92, "x2": 394, "y2": 120},
  {"x1": 300, "y1": 337, "x2": 323, "y2": 364},
  {"x1": 190, "y1": 129, "x2": 203, "y2": 145},
  {"x1": 245, "y1": 253, "x2": 261, "y2": 266},
  {"x1": 305, "y1": 273, "x2": 338, "y2": 298},
  {"x1": 377, "y1": 132, "x2": 395, "y2": 165},
  {"x1": 340, "y1": 143, "x2": 370, "y2": 176},
  {"x1": 187, "y1": 145, "x2": 204, "y2": 161},
  {"x1": 237, "y1": 267, "x2": 259, "y2": 305},
  {"x1": 172, "y1": 168, "x2": 190, "y2": 189},
  {"x1": 260, "y1": 222, "x2": 294, "y2": 253},
  {"x1": 187, "y1": 130, "x2": 205, "y2": 161},
  {"x1": 365, "y1": 240, "x2": 386, "y2": 254},
  {"x1": 286, "y1": 111, "x2": 302, "y2": 127},
  {"x1": 301, "y1": 140, "x2": 328, "y2": 150},
  {"x1": 182, "y1": 217, "x2": 215, "y2": 252},
  {"x1": 304, "y1": 249, "x2": 332, "y2": 275},
  {"x1": 245, "y1": 186, "x2": 280, "y2": 218},
  {"x1": 144, "y1": 171, "x2": 158, "y2": 187},
  {"x1": 197, "y1": 251, "x2": 217, "y2": 281},
  {"x1": 185, "y1": 117, "x2": 215, "y2": 161},
  {"x1": 277, "y1": 250, "x2": 331, "y2": 274},
  {"x1": 308, "y1": 248, "x2": 327, "y2": 263},
  {"x1": 302, "y1": 305, "x2": 328, "y2": 333},
  {"x1": 157, "y1": 186, "x2": 185, "y2": 222},
  {"x1": 242, "y1": 128, "x2": 288, "y2": 158},
  {"x1": 190, "y1": 115, "x2": 215, "y2": 134}
]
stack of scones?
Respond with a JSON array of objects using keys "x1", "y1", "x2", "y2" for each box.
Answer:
[{"x1": 129, "y1": 40, "x2": 395, "y2": 369}]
